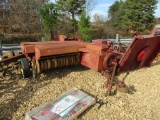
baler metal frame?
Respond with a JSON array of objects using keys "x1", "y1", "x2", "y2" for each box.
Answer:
[{"x1": 0, "y1": 25, "x2": 160, "y2": 95}]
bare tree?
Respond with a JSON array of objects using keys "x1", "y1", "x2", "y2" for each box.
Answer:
[
  {"x1": 8, "y1": 0, "x2": 47, "y2": 33},
  {"x1": 0, "y1": 0, "x2": 10, "y2": 33},
  {"x1": 91, "y1": 13, "x2": 108, "y2": 39},
  {"x1": 85, "y1": 0, "x2": 97, "y2": 16}
]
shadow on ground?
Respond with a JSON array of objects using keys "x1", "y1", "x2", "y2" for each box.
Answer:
[{"x1": 150, "y1": 61, "x2": 160, "y2": 67}]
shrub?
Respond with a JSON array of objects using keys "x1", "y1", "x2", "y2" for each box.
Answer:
[{"x1": 1, "y1": 34, "x2": 41, "y2": 44}]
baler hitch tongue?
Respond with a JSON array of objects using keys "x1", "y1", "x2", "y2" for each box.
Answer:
[
  {"x1": 105, "y1": 63, "x2": 129, "y2": 96},
  {"x1": 80, "y1": 89, "x2": 107, "y2": 109}
]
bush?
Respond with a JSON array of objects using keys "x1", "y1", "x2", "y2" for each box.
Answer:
[
  {"x1": 0, "y1": 33, "x2": 5, "y2": 40},
  {"x1": 1, "y1": 34, "x2": 41, "y2": 44}
]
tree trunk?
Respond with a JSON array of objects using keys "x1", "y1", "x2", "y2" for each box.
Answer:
[{"x1": 50, "y1": 29, "x2": 59, "y2": 41}]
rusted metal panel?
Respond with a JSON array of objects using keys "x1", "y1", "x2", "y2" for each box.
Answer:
[
  {"x1": 80, "y1": 43, "x2": 109, "y2": 71},
  {"x1": 79, "y1": 48, "x2": 101, "y2": 55},
  {"x1": 20, "y1": 41, "x2": 55, "y2": 53},
  {"x1": 24, "y1": 45, "x2": 35, "y2": 53},
  {"x1": 20, "y1": 41, "x2": 65, "y2": 53},
  {"x1": 21, "y1": 41, "x2": 86, "y2": 55},
  {"x1": 80, "y1": 42, "x2": 110, "y2": 71},
  {"x1": 79, "y1": 47, "x2": 108, "y2": 55},
  {"x1": 86, "y1": 44, "x2": 108, "y2": 51},
  {"x1": 81, "y1": 52, "x2": 105, "y2": 72},
  {"x1": 118, "y1": 36, "x2": 160, "y2": 72},
  {"x1": 21, "y1": 41, "x2": 60, "y2": 45},
  {"x1": 34, "y1": 42, "x2": 86, "y2": 60}
]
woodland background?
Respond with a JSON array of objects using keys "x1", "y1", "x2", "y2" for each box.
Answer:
[{"x1": 0, "y1": 0, "x2": 160, "y2": 44}]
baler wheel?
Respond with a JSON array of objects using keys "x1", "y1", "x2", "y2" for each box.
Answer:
[
  {"x1": 20, "y1": 58, "x2": 31, "y2": 78},
  {"x1": 103, "y1": 53, "x2": 117, "y2": 72}
]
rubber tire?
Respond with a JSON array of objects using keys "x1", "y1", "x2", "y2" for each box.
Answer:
[{"x1": 20, "y1": 58, "x2": 31, "y2": 78}]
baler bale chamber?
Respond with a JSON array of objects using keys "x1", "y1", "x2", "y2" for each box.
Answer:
[{"x1": 20, "y1": 41, "x2": 87, "y2": 78}]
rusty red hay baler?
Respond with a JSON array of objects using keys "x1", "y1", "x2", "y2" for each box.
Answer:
[{"x1": 0, "y1": 26, "x2": 160, "y2": 94}]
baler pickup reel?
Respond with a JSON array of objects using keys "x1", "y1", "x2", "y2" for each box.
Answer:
[{"x1": 103, "y1": 35, "x2": 160, "y2": 95}]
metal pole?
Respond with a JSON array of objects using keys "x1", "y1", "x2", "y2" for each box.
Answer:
[
  {"x1": 42, "y1": 37, "x2": 45, "y2": 42},
  {"x1": 116, "y1": 34, "x2": 119, "y2": 43}
]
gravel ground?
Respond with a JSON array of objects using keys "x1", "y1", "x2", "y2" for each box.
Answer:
[{"x1": 0, "y1": 60, "x2": 160, "y2": 120}]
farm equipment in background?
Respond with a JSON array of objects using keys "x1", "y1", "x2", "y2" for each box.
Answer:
[{"x1": 0, "y1": 25, "x2": 160, "y2": 95}]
